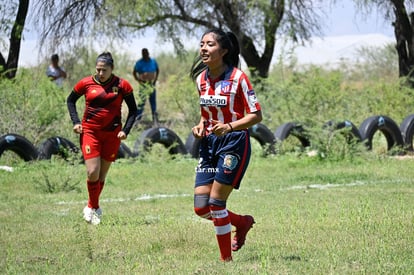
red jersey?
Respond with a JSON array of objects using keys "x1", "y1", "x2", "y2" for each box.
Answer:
[
  {"x1": 196, "y1": 67, "x2": 261, "y2": 131},
  {"x1": 73, "y1": 75, "x2": 133, "y2": 131}
]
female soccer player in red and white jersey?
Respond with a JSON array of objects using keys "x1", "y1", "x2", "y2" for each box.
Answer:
[
  {"x1": 67, "y1": 52, "x2": 137, "y2": 225},
  {"x1": 190, "y1": 29, "x2": 262, "y2": 261}
]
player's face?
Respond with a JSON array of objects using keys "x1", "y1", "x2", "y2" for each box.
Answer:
[
  {"x1": 199, "y1": 33, "x2": 228, "y2": 67},
  {"x1": 95, "y1": 62, "x2": 113, "y2": 82}
]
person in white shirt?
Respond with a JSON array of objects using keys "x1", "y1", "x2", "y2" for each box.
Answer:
[{"x1": 46, "y1": 54, "x2": 67, "y2": 87}]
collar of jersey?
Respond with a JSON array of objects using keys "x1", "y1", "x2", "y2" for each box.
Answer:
[{"x1": 93, "y1": 74, "x2": 114, "y2": 85}]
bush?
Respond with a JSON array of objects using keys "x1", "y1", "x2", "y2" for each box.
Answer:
[
  {"x1": 1, "y1": 46, "x2": 410, "y2": 160},
  {"x1": 0, "y1": 68, "x2": 72, "y2": 145}
]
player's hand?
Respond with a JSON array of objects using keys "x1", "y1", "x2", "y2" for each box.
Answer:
[
  {"x1": 211, "y1": 120, "x2": 232, "y2": 136},
  {"x1": 117, "y1": 131, "x2": 127, "y2": 140},
  {"x1": 73, "y1": 124, "x2": 82, "y2": 134},
  {"x1": 192, "y1": 121, "x2": 206, "y2": 139}
]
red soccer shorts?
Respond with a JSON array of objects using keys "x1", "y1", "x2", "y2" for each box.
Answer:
[{"x1": 80, "y1": 127, "x2": 121, "y2": 162}]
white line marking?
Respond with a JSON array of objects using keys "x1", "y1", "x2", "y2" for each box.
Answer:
[
  {"x1": 0, "y1": 165, "x2": 13, "y2": 172},
  {"x1": 284, "y1": 179, "x2": 408, "y2": 190},
  {"x1": 286, "y1": 182, "x2": 366, "y2": 190},
  {"x1": 56, "y1": 193, "x2": 191, "y2": 205}
]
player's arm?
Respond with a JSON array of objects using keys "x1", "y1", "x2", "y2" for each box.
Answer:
[
  {"x1": 66, "y1": 91, "x2": 82, "y2": 125},
  {"x1": 121, "y1": 93, "x2": 138, "y2": 135},
  {"x1": 228, "y1": 111, "x2": 262, "y2": 131}
]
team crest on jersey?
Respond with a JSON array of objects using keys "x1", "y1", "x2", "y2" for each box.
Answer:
[
  {"x1": 220, "y1": 81, "x2": 232, "y2": 94},
  {"x1": 112, "y1": 87, "x2": 119, "y2": 94},
  {"x1": 247, "y1": 90, "x2": 257, "y2": 103},
  {"x1": 200, "y1": 95, "x2": 227, "y2": 107},
  {"x1": 223, "y1": 154, "x2": 238, "y2": 170}
]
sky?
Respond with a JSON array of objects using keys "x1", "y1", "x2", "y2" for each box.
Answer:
[{"x1": 16, "y1": 1, "x2": 395, "y2": 67}]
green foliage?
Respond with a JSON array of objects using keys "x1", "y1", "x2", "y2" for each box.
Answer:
[
  {"x1": 0, "y1": 68, "x2": 71, "y2": 144},
  {"x1": 151, "y1": 52, "x2": 199, "y2": 138},
  {"x1": 33, "y1": 162, "x2": 82, "y2": 194},
  {"x1": 1, "y1": 45, "x2": 412, "y2": 161}
]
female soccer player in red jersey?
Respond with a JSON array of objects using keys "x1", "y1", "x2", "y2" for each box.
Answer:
[
  {"x1": 67, "y1": 52, "x2": 137, "y2": 225},
  {"x1": 190, "y1": 29, "x2": 263, "y2": 261}
]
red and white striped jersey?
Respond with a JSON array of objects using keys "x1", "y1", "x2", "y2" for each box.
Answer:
[{"x1": 196, "y1": 67, "x2": 261, "y2": 131}]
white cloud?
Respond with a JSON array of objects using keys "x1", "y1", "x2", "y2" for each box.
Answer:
[
  {"x1": 17, "y1": 33, "x2": 394, "y2": 68},
  {"x1": 291, "y1": 34, "x2": 394, "y2": 65}
]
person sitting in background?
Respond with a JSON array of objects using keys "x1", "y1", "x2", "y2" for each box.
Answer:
[{"x1": 46, "y1": 54, "x2": 67, "y2": 87}]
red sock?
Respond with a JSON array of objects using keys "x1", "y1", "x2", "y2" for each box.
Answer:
[
  {"x1": 210, "y1": 205, "x2": 232, "y2": 261},
  {"x1": 194, "y1": 205, "x2": 212, "y2": 220},
  {"x1": 98, "y1": 180, "x2": 105, "y2": 196},
  {"x1": 86, "y1": 180, "x2": 100, "y2": 209},
  {"x1": 228, "y1": 210, "x2": 243, "y2": 228}
]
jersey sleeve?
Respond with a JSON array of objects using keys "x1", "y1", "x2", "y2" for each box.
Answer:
[
  {"x1": 240, "y1": 73, "x2": 261, "y2": 113},
  {"x1": 73, "y1": 77, "x2": 88, "y2": 95},
  {"x1": 119, "y1": 79, "x2": 133, "y2": 96}
]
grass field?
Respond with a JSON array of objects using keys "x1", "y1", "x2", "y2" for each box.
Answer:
[{"x1": 1, "y1": 149, "x2": 413, "y2": 274}]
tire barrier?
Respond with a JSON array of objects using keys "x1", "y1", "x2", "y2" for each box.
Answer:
[
  {"x1": 359, "y1": 115, "x2": 403, "y2": 151},
  {"x1": 1, "y1": 116, "x2": 411, "y2": 163},
  {"x1": 323, "y1": 120, "x2": 362, "y2": 143},
  {"x1": 274, "y1": 122, "x2": 311, "y2": 148},
  {"x1": 400, "y1": 114, "x2": 414, "y2": 151},
  {"x1": 185, "y1": 133, "x2": 201, "y2": 159},
  {"x1": 37, "y1": 136, "x2": 79, "y2": 160},
  {"x1": 248, "y1": 123, "x2": 276, "y2": 154},
  {"x1": 117, "y1": 142, "x2": 136, "y2": 159},
  {"x1": 0, "y1": 133, "x2": 38, "y2": 161},
  {"x1": 134, "y1": 127, "x2": 187, "y2": 155}
]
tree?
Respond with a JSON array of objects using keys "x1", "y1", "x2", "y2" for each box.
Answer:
[
  {"x1": 33, "y1": 0, "x2": 324, "y2": 79},
  {"x1": 356, "y1": 0, "x2": 414, "y2": 86},
  {"x1": 0, "y1": 0, "x2": 29, "y2": 79}
]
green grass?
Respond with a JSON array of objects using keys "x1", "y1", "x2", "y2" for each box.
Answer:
[{"x1": 0, "y1": 152, "x2": 413, "y2": 274}]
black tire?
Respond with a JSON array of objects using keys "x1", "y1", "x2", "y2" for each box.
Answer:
[
  {"x1": 185, "y1": 133, "x2": 201, "y2": 159},
  {"x1": 248, "y1": 123, "x2": 276, "y2": 154},
  {"x1": 37, "y1": 136, "x2": 79, "y2": 160},
  {"x1": 359, "y1": 115, "x2": 403, "y2": 151},
  {"x1": 324, "y1": 120, "x2": 362, "y2": 143},
  {"x1": 117, "y1": 142, "x2": 134, "y2": 159},
  {"x1": 0, "y1": 133, "x2": 38, "y2": 161},
  {"x1": 134, "y1": 127, "x2": 187, "y2": 155},
  {"x1": 274, "y1": 122, "x2": 310, "y2": 147},
  {"x1": 400, "y1": 114, "x2": 414, "y2": 151}
]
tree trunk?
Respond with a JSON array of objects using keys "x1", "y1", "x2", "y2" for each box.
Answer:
[
  {"x1": 392, "y1": 0, "x2": 414, "y2": 86},
  {"x1": 0, "y1": 0, "x2": 29, "y2": 79}
]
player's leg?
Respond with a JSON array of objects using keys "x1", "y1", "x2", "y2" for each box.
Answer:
[
  {"x1": 214, "y1": 131, "x2": 255, "y2": 252},
  {"x1": 194, "y1": 185, "x2": 212, "y2": 220},
  {"x1": 209, "y1": 181, "x2": 234, "y2": 261},
  {"x1": 80, "y1": 129, "x2": 103, "y2": 223}
]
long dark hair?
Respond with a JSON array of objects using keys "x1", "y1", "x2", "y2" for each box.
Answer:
[{"x1": 190, "y1": 28, "x2": 240, "y2": 81}]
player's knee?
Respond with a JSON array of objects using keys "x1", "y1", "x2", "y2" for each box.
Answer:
[
  {"x1": 194, "y1": 194, "x2": 211, "y2": 219},
  {"x1": 208, "y1": 197, "x2": 226, "y2": 208}
]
